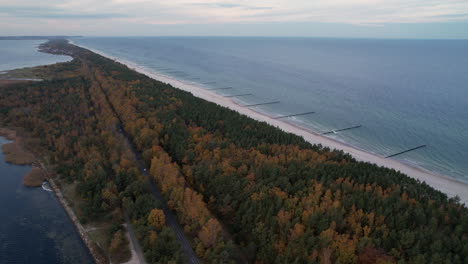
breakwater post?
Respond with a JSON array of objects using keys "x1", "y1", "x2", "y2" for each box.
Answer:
[
  {"x1": 322, "y1": 125, "x2": 362, "y2": 135},
  {"x1": 385, "y1": 145, "x2": 427, "y2": 158},
  {"x1": 224, "y1": 93, "x2": 253, "y2": 98},
  {"x1": 274, "y1": 111, "x2": 316, "y2": 119},
  {"x1": 207, "y1": 87, "x2": 233, "y2": 90},
  {"x1": 244, "y1": 101, "x2": 280, "y2": 107}
]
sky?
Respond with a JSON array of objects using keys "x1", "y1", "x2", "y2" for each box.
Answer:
[{"x1": 1, "y1": 0, "x2": 468, "y2": 38}]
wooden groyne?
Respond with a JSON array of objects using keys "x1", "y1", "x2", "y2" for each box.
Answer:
[
  {"x1": 386, "y1": 145, "x2": 427, "y2": 158},
  {"x1": 164, "y1": 71, "x2": 188, "y2": 76},
  {"x1": 322, "y1": 125, "x2": 362, "y2": 135},
  {"x1": 224, "y1": 93, "x2": 253, "y2": 98},
  {"x1": 207, "y1": 87, "x2": 233, "y2": 90},
  {"x1": 274, "y1": 111, "x2": 315, "y2": 119},
  {"x1": 161, "y1": 70, "x2": 184, "y2": 74},
  {"x1": 244, "y1": 101, "x2": 280, "y2": 107}
]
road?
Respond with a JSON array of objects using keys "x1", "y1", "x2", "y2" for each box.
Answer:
[
  {"x1": 119, "y1": 125, "x2": 202, "y2": 264},
  {"x1": 89, "y1": 68, "x2": 202, "y2": 264}
]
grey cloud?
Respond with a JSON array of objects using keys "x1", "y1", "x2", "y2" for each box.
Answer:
[
  {"x1": 0, "y1": 5, "x2": 129, "y2": 19},
  {"x1": 191, "y1": 2, "x2": 272, "y2": 10},
  {"x1": 431, "y1": 13, "x2": 468, "y2": 19},
  {"x1": 240, "y1": 10, "x2": 302, "y2": 19}
]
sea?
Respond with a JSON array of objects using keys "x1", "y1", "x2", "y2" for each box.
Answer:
[
  {"x1": 74, "y1": 37, "x2": 468, "y2": 183},
  {"x1": 0, "y1": 40, "x2": 70, "y2": 71},
  {"x1": 0, "y1": 40, "x2": 93, "y2": 264}
]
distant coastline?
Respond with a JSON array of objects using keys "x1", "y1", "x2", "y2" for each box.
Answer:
[{"x1": 71, "y1": 40, "x2": 468, "y2": 205}]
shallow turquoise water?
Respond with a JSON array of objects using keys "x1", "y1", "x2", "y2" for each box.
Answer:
[{"x1": 74, "y1": 37, "x2": 468, "y2": 183}]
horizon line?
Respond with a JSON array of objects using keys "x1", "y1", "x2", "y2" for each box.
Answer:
[{"x1": 1, "y1": 35, "x2": 468, "y2": 40}]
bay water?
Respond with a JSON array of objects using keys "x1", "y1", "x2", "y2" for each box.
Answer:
[
  {"x1": 0, "y1": 40, "x2": 70, "y2": 72},
  {"x1": 0, "y1": 40, "x2": 93, "y2": 264}
]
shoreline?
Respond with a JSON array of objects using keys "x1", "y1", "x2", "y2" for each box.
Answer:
[
  {"x1": 46, "y1": 172, "x2": 107, "y2": 264},
  {"x1": 71, "y1": 42, "x2": 468, "y2": 205},
  {"x1": 16, "y1": 142, "x2": 136, "y2": 264},
  {"x1": 0, "y1": 129, "x2": 102, "y2": 264},
  {"x1": 0, "y1": 128, "x2": 42, "y2": 186}
]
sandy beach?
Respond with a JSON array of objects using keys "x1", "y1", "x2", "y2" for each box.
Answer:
[{"x1": 72, "y1": 42, "x2": 468, "y2": 205}]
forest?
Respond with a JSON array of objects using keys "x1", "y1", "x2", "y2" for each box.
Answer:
[{"x1": 1, "y1": 39, "x2": 467, "y2": 264}]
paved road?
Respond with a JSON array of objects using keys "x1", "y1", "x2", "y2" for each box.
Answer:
[
  {"x1": 90, "y1": 70, "x2": 202, "y2": 264},
  {"x1": 120, "y1": 127, "x2": 202, "y2": 264}
]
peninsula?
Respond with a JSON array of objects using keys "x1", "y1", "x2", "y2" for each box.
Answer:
[{"x1": 1, "y1": 39, "x2": 466, "y2": 264}]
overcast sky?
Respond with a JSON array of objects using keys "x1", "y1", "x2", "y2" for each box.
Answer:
[{"x1": 1, "y1": 0, "x2": 468, "y2": 38}]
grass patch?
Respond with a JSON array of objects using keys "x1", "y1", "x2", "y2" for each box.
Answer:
[
  {"x1": 1, "y1": 141, "x2": 36, "y2": 165},
  {"x1": 23, "y1": 167, "x2": 45, "y2": 187},
  {"x1": 88, "y1": 225, "x2": 131, "y2": 263}
]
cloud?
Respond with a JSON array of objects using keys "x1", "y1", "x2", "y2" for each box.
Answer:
[
  {"x1": 0, "y1": 5, "x2": 128, "y2": 20},
  {"x1": 0, "y1": 0, "x2": 468, "y2": 37},
  {"x1": 190, "y1": 2, "x2": 272, "y2": 10},
  {"x1": 1, "y1": 0, "x2": 468, "y2": 24}
]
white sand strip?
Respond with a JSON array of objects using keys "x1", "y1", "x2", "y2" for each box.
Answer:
[{"x1": 71, "y1": 42, "x2": 468, "y2": 205}]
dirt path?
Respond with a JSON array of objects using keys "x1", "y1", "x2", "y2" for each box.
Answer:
[{"x1": 122, "y1": 213, "x2": 147, "y2": 264}]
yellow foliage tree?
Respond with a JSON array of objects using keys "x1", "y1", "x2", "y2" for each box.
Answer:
[
  {"x1": 198, "y1": 218, "x2": 222, "y2": 248},
  {"x1": 148, "y1": 208, "x2": 165, "y2": 230},
  {"x1": 289, "y1": 223, "x2": 305, "y2": 241}
]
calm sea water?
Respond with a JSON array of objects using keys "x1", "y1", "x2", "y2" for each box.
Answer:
[
  {"x1": 0, "y1": 40, "x2": 70, "y2": 72},
  {"x1": 0, "y1": 137, "x2": 94, "y2": 264},
  {"x1": 74, "y1": 37, "x2": 468, "y2": 183}
]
